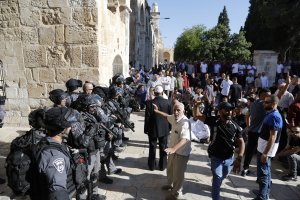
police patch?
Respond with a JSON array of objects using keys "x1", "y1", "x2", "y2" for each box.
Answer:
[{"x1": 53, "y1": 158, "x2": 65, "y2": 173}]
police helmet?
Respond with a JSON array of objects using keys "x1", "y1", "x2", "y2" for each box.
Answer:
[
  {"x1": 28, "y1": 108, "x2": 46, "y2": 129},
  {"x1": 66, "y1": 79, "x2": 83, "y2": 91},
  {"x1": 115, "y1": 76, "x2": 125, "y2": 85},
  {"x1": 44, "y1": 107, "x2": 72, "y2": 135},
  {"x1": 49, "y1": 89, "x2": 68, "y2": 105},
  {"x1": 109, "y1": 87, "x2": 124, "y2": 98}
]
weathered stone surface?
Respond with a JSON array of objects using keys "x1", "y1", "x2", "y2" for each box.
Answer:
[
  {"x1": 31, "y1": 0, "x2": 48, "y2": 8},
  {"x1": 48, "y1": 0, "x2": 69, "y2": 8},
  {"x1": 18, "y1": 88, "x2": 29, "y2": 98},
  {"x1": 41, "y1": 9, "x2": 61, "y2": 25},
  {"x1": 25, "y1": 68, "x2": 34, "y2": 83},
  {"x1": 4, "y1": 111, "x2": 21, "y2": 124},
  {"x1": 28, "y1": 83, "x2": 47, "y2": 98},
  {"x1": 5, "y1": 64, "x2": 20, "y2": 82},
  {"x1": 3, "y1": 28, "x2": 21, "y2": 41},
  {"x1": 5, "y1": 87, "x2": 18, "y2": 99},
  {"x1": 21, "y1": 27, "x2": 38, "y2": 44},
  {"x1": 19, "y1": 7, "x2": 40, "y2": 27},
  {"x1": 69, "y1": 0, "x2": 96, "y2": 7},
  {"x1": 67, "y1": 46, "x2": 81, "y2": 67},
  {"x1": 39, "y1": 68, "x2": 56, "y2": 83},
  {"x1": 32, "y1": 68, "x2": 39, "y2": 82},
  {"x1": 78, "y1": 68, "x2": 99, "y2": 83},
  {"x1": 72, "y1": 8, "x2": 96, "y2": 27},
  {"x1": 59, "y1": 7, "x2": 71, "y2": 24},
  {"x1": 20, "y1": 116, "x2": 29, "y2": 126},
  {"x1": 56, "y1": 68, "x2": 78, "y2": 83},
  {"x1": 19, "y1": 78, "x2": 28, "y2": 88},
  {"x1": 55, "y1": 25, "x2": 64, "y2": 43},
  {"x1": 65, "y1": 25, "x2": 97, "y2": 44},
  {"x1": 23, "y1": 45, "x2": 47, "y2": 68},
  {"x1": 39, "y1": 26, "x2": 55, "y2": 45},
  {"x1": 29, "y1": 98, "x2": 41, "y2": 109},
  {"x1": 82, "y1": 46, "x2": 98, "y2": 68},
  {"x1": 46, "y1": 46, "x2": 70, "y2": 67},
  {"x1": 18, "y1": 0, "x2": 31, "y2": 7}
]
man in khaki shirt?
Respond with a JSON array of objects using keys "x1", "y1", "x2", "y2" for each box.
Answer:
[{"x1": 153, "y1": 102, "x2": 191, "y2": 200}]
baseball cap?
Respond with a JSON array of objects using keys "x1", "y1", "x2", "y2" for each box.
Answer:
[
  {"x1": 217, "y1": 102, "x2": 234, "y2": 110},
  {"x1": 154, "y1": 85, "x2": 163, "y2": 93},
  {"x1": 238, "y1": 98, "x2": 248, "y2": 104}
]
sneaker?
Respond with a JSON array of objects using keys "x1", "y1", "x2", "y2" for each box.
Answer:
[
  {"x1": 282, "y1": 174, "x2": 297, "y2": 181},
  {"x1": 108, "y1": 168, "x2": 122, "y2": 175},
  {"x1": 99, "y1": 177, "x2": 113, "y2": 184},
  {"x1": 161, "y1": 185, "x2": 173, "y2": 191},
  {"x1": 241, "y1": 169, "x2": 250, "y2": 176}
]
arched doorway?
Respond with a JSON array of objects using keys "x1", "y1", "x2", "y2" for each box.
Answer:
[
  {"x1": 112, "y1": 55, "x2": 123, "y2": 75},
  {"x1": 163, "y1": 52, "x2": 170, "y2": 62}
]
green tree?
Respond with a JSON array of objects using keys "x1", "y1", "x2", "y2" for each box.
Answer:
[
  {"x1": 227, "y1": 31, "x2": 252, "y2": 61},
  {"x1": 244, "y1": 0, "x2": 300, "y2": 61},
  {"x1": 218, "y1": 6, "x2": 230, "y2": 29},
  {"x1": 174, "y1": 25, "x2": 206, "y2": 61}
]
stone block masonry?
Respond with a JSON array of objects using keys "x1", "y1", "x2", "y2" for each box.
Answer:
[{"x1": 0, "y1": 0, "x2": 130, "y2": 126}]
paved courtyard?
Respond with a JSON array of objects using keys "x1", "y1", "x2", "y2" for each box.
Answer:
[{"x1": 0, "y1": 112, "x2": 300, "y2": 200}]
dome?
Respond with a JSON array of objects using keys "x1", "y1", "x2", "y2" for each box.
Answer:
[{"x1": 152, "y1": 2, "x2": 159, "y2": 12}]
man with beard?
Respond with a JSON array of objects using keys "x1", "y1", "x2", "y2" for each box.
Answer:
[
  {"x1": 153, "y1": 102, "x2": 191, "y2": 200},
  {"x1": 253, "y1": 94, "x2": 283, "y2": 200},
  {"x1": 207, "y1": 102, "x2": 245, "y2": 200}
]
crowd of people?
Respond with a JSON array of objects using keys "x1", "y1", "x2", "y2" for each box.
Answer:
[
  {"x1": 135, "y1": 60, "x2": 300, "y2": 200},
  {"x1": 1, "y1": 59, "x2": 299, "y2": 200}
]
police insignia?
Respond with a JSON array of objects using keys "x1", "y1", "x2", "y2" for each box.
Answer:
[{"x1": 53, "y1": 158, "x2": 65, "y2": 173}]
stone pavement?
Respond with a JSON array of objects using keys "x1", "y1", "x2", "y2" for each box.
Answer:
[{"x1": 0, "y1": 112, "x2": 300, "y2": 200}]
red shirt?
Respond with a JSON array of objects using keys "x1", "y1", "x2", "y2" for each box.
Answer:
[
  {"x1": 183, "y1": 75, "x2": 189, "y2": 89},
  {"x1": 288, "y1": 102, "x2": 300, "y2": 126}
]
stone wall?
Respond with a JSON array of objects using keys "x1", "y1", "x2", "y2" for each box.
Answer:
[
  {"x1": 0, "y1": 0, "x2": 130, "y2": 126},
  {"x1": 253, "y1": 50, "x2": 278, "y2": 85}
]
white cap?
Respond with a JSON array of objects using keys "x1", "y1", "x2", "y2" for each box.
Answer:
[
  {"x1": 154, "y1": 85, "x2": 163, "y2": 93},
  {"x1": 238, "y1": 98, "x2": 248, "y2": 104}
]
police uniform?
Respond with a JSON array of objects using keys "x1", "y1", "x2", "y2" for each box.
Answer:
[{"x1": 37, "y1": 137, "x2": 71, "y2": 200}]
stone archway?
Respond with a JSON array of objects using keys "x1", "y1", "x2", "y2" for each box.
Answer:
[
  {"x1": 163, "y1": 52, "x2": 170, "y2": 62},
  {"x1": 112, "y1": 55, "x2": 123, "y2": 75}
]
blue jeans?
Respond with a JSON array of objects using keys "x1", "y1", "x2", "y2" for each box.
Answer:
[
  {"x1": 256, "y1": 152, "x2": 272, "y2": 200},
  {"x1": 210, "y1": 155, "x2": 234, "y2": 200}
]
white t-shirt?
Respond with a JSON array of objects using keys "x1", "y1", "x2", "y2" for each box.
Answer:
[
  {"x1": 200, "y1": 63, "x2": 208, "y2": 73},
  {"x1": 232, "y1": 63, "x2": 239, "y2": 74},
  {"x1": 161, "y1": 76, "x2": 171, "y2": 91},
  {"x1": 276, "y1": 64, "x2": 284, "y2": 74},
  {"x1": 221, "y1": 79, "x2": 233, "y2": 96},
  {"x1": 238, "y1": 64, "x2": 246, "y2": 75},
  {"x1": 214, "y1": 64, "x2": 221, "y2": 74}
]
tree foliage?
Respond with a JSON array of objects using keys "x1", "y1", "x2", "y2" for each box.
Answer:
[
  {"x1": 244, "y1": 0, "x2": 300, "y2": 61},
  {"x1": 174, "y1": 25, "x2": 206, "y2": 61},
  {"x1": 174, "y1": 6, "x2": 252, "y2": 62}
]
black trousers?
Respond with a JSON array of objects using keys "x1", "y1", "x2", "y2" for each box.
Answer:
[
  {"x1": 243, "y1": 131, "x2": 259, "y2": 170},
  {"x1": 148, "y1": 135, "x2": 168, "y2": 170}
]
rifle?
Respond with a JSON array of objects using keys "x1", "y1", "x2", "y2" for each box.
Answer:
[
  {"x1": 105, "y1": 102, "x2": 135, "y2": 132},
  {"x1": 81, "y1": 111, "x2": 118, "y2": 138}
]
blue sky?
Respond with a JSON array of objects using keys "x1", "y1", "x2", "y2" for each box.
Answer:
[{"x1": 147, "y1": 0, "x2": 250, "y2": 48}]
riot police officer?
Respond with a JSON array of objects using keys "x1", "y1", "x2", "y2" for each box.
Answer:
[
  {"x1": 33, "y1": 107, "x2": 73, "y2": 200},
  {"x1": 65, "y1": 78, "x2": 82, "y2": 106}
]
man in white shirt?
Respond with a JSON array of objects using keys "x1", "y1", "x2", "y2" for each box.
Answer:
[
  {"x1": 161, "y1": 72, "x2": 172, "y2": 96},
  {"x1": 260, "y1": 72, "x2": 269, "y2": 89},
  {"x1": 169, "y1": 71, "x2": 177, "y2": 98},
  {"x1": 200, "y1": 61, "x2": 208, "y2": 78},
  {"x1": 232, "y1": 62, "x2": 239, "y2": 77},
  {"x1": 220, "y1": 75, "x2": 233, "y2": 97}
]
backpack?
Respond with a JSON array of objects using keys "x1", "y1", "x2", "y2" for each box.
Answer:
[{"x1": 5, "y1": 129, "x2": 46, "y2": 195}]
